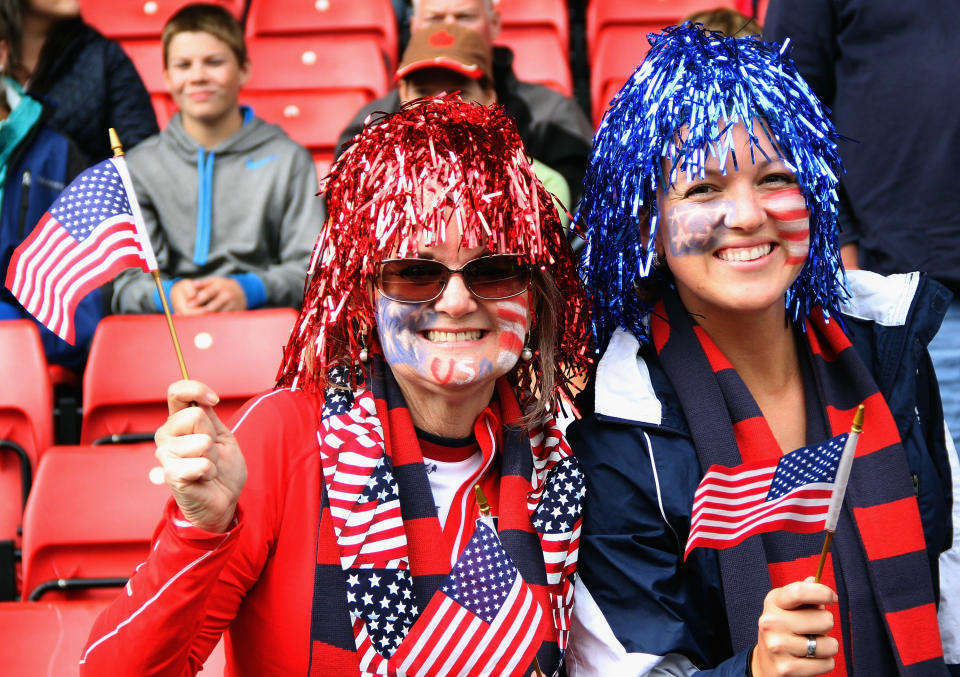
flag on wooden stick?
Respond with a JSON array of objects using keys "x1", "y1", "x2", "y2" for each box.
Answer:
[
  {"x1": 4, "y1": 155, "x2": 156, "y2": 344},
  {"x1": 684, "y1": 431, "x2": 856, "y2": 559}
]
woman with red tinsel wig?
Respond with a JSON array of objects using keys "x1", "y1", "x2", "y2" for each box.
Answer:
[{"x1": 80, "y1": 96, "x2": 591, "y2": 677}]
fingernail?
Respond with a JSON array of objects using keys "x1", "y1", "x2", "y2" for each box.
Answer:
[{"x1": 205, "y1": 392, "x2": 219, "y2": 405}]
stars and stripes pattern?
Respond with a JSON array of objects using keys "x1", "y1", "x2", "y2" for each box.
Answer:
[
  {"x1": 4, "y1": 157, "x2": 155, "y2": 343},
  {"x1": 320, "y1": 391, "x2": 409, "y2": 569},
  {"x1": 763, "y1": 186, "x2": 810, "y2": 265},
  {"x1": 389, "y1": 520, "x2": 547, "y2": 677},
  {"x1": 684, "y1": 433, "x2": 848, "y2": 558}
]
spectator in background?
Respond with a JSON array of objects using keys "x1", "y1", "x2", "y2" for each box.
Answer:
[
  {"x1": 0, "y1": 22, "x2": 95, "y2": 372},
  {"x1": 684, "y1": 7, "x2": 761, "y2": 36},
  {"x1": 337, "y1": 0, "x2": 594, "y2": 204},
  {"x1": 396, "y1": 23, "x2": 571, "y2": 226},
  {"x1": 764, "y1": 1, "x2": 960, "y2": 452},
  {"x1": 111, "y1": 3, "x2": 323, "y2": 315},
  {"x1": 0, "y1": 0, "x2": 158, "y2": 162}
]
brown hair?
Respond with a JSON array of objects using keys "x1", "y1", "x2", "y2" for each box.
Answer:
[
  {"x1": 684, "y1": 8, "x2": 761, "y2": 37},
  {"x1": 162, "y1": 3, "x2": 246, "y2": 68}
]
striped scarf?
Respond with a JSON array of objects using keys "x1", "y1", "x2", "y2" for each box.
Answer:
[
  {"x1": 306, "y1": 360, "x2": 582, "y2": 676},
  {"x1": 652, "y1": 290, "x2": 946, "y2": 676}
]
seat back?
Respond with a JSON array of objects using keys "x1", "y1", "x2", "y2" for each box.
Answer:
[
  {"x1": 81, "y1": 0, "x2": 244, "y2": 40},
  {"x1": 498, "y1": 0, "x2": 569, "y2": 53},
  {"x1": 21, "y1": 444, "x2": 167, "y2": 601},
  {"x1": 0, "y1": 321, "x2": 53, "y2": 553},
  {"x1": 245, "y1": 0, "x2": 399, "y2": 70},
  {"x1": 586, "y1": 0, "x2": 738, "y2": 61},
  {"x1": 81, "y1": 309, "x2": 296, "y2": 445},
  {"x1": 0, "y1": 600, "x2": 227, "y2": 674},
  {"x1": 495, "y1": 30, "x2": 572, "y2": 97}
]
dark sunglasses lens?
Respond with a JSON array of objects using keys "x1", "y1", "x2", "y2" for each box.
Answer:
[
  {"x1": 379, "y1": 260, "x2": 447, "y2": 302},
  {"x1": 464, "y1": 257, "x2": 529, "y2": 299}
]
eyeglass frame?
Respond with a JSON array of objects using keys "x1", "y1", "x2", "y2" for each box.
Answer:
[{"x1": 374, "y1": 253, "x2": 534, "y2": 304}]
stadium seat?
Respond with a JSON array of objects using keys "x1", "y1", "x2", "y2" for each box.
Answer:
[
  {"x1": 586, "y1": 0, "x2": 738, "y2": 62},
  {"x1": 81, "y1": 309, "x2": 297, "y2": 445},
  {"x1": 735, "y1": 0, "x2": 770, "y2": 24},
  {"x1": 245, "y1": 0, "x2": 399, "y2": 71},
  {"x1": 498, "y1": 0, "x2": 569, "y2": 54},
  {"x1": 20, "y1": 443, "x2": 167, "y2": 601},
  {"x1": 589, "y1": 29, "x2": 654, "y2": 127},
  {"x1": 239, "y1": 89, "x2": 367, "y2": 176},
  {"x1": 0, "y1": 320, "x2": 53, "y2": 597},
  {"x1": 81, "y1": 0, "x2": 243, "y2": 40},
  {"x1": 495, "y1": 31, "x2": 572, "y2": 97},
  {"x1": 245, "y1": 35, "x2": 389, "y2": 99},
  {"x1": 0, "y1": 600, "x2": 227, "y2": 674}
]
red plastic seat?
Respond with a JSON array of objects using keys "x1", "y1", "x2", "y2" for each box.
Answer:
[
  {"x1": 245, "y1": 0, "x2": 399, "y2": 70},
  {"x1": 0, "y1": 600, "x2": 227, "y2": 674},
  {"x1": 81, "y1": 0, "x2": 243, "y2": 40},
  {"x1": 20, "y1": 444, "x2": 167, "y2": 601},
  {"x1": 0, "y1": 321, "x2": 53, "y2": 559},
  {"x1": 245, "y1": 35, "x2": 389, "y2": 99},
  {"x1": 586, "y1": 0, "x2": 738, "y2": 62},
  {"x1": 81, "y1": 309, "x2": 297, "y2": 445},
  {"x1": 495, "y1": 30, "x2": 572, "y2": 97},
  {"x1": 498, "y1": 0, "x2": 569, "y2": 54},
  {"x1": 240, "y1": 89, "x2": 367, "y2": 166},
  {"x1": 590, "y1": 29, "x2": 656, "y2": 127}
]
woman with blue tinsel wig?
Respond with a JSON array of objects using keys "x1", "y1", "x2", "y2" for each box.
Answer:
[{"x1": 565, "y1": 23, "x2": 959, "y2": 677}]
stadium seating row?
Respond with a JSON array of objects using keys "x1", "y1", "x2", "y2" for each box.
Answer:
[
  {"x1": 80, "y1": 0, "x2": 769, "y2": 171},
  {"x1": 0, "y1": 309, "x2": 297, "y2": 605}
]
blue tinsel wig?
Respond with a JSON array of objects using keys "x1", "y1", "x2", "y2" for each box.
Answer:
[{"x1": 576, "y1": 23, "x2": 845, "y2": 351}]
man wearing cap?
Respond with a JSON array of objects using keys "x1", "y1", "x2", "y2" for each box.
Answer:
[
  {"x1": 336, "y1": 0, "x2": 593, "y2": 204},
  {"x1": 395, "y1": 23, "x2": 571, "y2": 223}
]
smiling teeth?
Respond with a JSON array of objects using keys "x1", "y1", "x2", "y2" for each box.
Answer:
[
  {"x1": 426, "y1": 330, "x2": 483, "y2": 343},
  {"x1": 716, "y1": 244, "x2": 773, "y2": 262}
]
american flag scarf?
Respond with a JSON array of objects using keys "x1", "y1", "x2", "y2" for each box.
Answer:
[
  {"x1": 652, "y1": 290, "x2": 946, "y2": 676},
  {"x1": 308, "y1": 359, "x2": 582, "y2": 676}
]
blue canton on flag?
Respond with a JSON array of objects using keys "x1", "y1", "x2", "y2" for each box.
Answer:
[
  {"x1": 49, "y1": 163, "x2": 133, "y2": 242},
  {"x1": 532, "y1": 455, "x2": 584, "y2": 535},
  {"x1": 767, "y1": 435, "x2": 845, "y2": 501}
]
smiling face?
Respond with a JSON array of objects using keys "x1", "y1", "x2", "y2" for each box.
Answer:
[
  {"x1": 658, "y1": 121, "x2": 810, "y2": 321},
  {"x1": 375, "y1": 219, "x2": 531, "y2": 413},
  {"x1": 163, "y1": 30, "x2": 248, "y2": 130}
]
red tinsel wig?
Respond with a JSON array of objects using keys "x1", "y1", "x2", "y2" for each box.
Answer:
[{"x1": 275, "y1": 96, "x2": 590, "y2": 411}]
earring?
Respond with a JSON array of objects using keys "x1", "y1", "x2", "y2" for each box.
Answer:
[
  {"x1": 520, "y1": 341, "x2": 533, "y2": 362},
  {"x1": 358, "y1": 331, "x2": 369, "y2": 363}
]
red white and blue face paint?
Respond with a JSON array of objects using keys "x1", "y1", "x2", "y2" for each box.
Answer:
[
  {"x1": 376, "y1": 290, "x2": 529, "y2": 391},
  {"x1": 761, "y1": 186, "x2": 810, "y2": 265}
]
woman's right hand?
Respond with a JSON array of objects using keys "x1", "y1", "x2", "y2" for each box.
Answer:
[
  {"x1": 751, "y1": 577, "x2": 840, "y2": 676},
  {"x1": 154, "y1": 380, "x2": 247, "y2": 533}
]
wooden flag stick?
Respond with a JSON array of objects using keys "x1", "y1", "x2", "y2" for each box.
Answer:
[
  {"x1": 110, "y1": 128, "x2": 189, "y2": 381},
  {"x1": 814, "y1": 405, "x2": 865, "y2": 583}
]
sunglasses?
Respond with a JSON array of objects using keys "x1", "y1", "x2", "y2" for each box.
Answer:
[{"x1": 376, "y1": 254, "x2": 532, "y2": 304}]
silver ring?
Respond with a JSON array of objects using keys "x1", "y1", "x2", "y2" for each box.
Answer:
[{"x1": 805, "y1": 635, "x2": 817, "y2": 658}]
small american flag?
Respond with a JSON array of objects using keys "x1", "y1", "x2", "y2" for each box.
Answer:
[
  {"x1": 4, "y1": 157, "x2": 156, "y2": 343},
  {"x1": 684, "y1": 433, "x2": 849, "y2": 559},
  {"x1": 389, "y1": 520, "x2": 547, "y2": 677}
]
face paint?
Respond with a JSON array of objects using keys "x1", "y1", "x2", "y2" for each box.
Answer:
[
  {"x1": 762, "y1": 186, "x2": 810, "y2": 265},
  {"x1": 375, "y1": 291, "x2": 530, "y2": 391},
  {"x1": 665, "y1": 200, "x2": 735, "y2": 256}
]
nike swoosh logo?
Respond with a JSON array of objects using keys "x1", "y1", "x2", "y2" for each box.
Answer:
[{"x1": 246, "y1": 155, "x2": 278, "y2": 170}]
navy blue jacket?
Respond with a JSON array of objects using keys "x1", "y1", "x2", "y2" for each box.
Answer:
[
  {"x1": 763, "y1": 1, "x2": 960, "y2": 293},
  {"x1": 28, "y1": 20, "x2": 158, "y2": 163},
  {"x1": 0, "y1": 111, "x2": 98, "y2": 370},
  {"x1": 565, "y1": 271, "x2": 959, "y2": 676}
]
